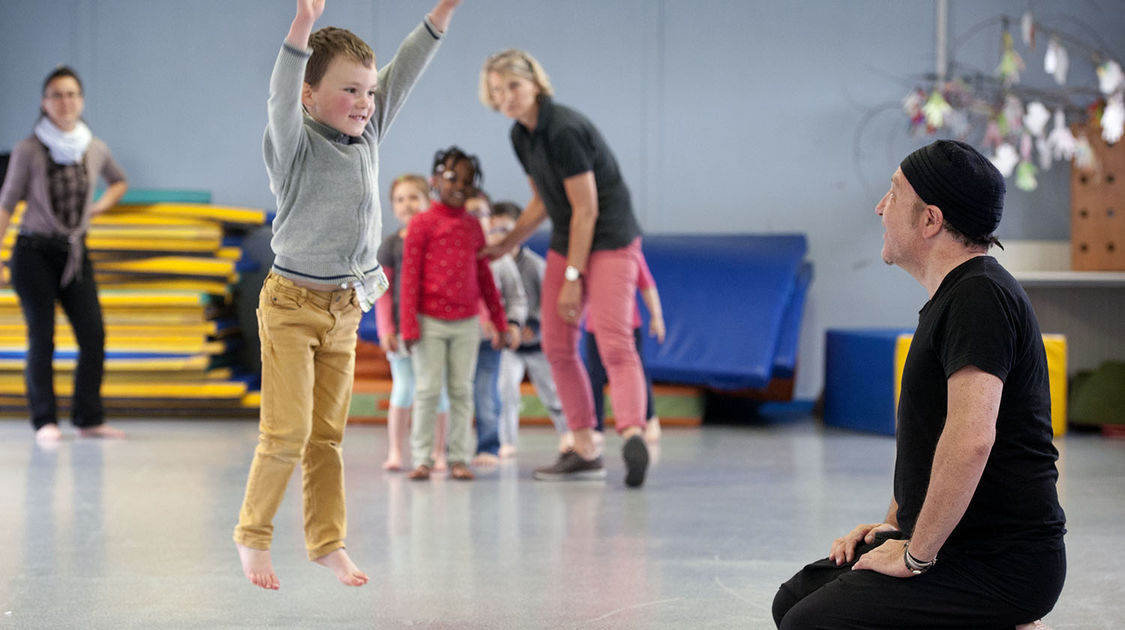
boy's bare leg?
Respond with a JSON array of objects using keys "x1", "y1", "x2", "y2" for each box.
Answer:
[
  {"x1": 313, "y1": 548, "x2": 369, "y2": 586},
  {"x1": 431, "y1": 411, "x2": 449, "y2": 471},
  {"x1": 236, "y1": 543, "x2": 279, "y2": 590}
]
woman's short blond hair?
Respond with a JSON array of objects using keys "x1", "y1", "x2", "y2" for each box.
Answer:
[{"x1": 478, "y1": 49, "x2": 554, "y2": 110}]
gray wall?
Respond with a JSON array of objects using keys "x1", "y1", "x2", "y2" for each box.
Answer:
[{"x1": 3, "y1": 1, "x2": 1121, "y2": 400}]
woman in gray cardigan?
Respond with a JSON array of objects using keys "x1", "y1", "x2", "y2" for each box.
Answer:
[{"x1": 0, "y1": 66, "x2": 128, "y2": 442}]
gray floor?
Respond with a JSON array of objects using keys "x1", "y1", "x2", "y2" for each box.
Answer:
[{"x1": 1, "y1": 418, "x2": 1122, "y2": 629}]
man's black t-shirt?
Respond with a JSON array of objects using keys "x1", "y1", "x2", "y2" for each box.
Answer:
[{"x1": 894, "y1": 256, "x2": 1066, "y2": 551}]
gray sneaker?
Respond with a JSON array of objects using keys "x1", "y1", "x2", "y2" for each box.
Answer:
[{"x1": 532, "y1": 451, "x2": 607, "y2": 481}]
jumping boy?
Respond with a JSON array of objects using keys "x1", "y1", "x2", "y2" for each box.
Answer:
[{"x1": 234, "y1": 0, "x2": 462, "y2": 590}]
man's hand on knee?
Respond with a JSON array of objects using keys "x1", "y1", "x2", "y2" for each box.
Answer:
[
  {"x1": 829, "y1": 522, "x2": 898, "y2": 565},
  {"x1": 852, "y1": 536, "x2": 914, "y2": 578}
]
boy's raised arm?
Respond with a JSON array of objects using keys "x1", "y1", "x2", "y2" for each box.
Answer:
[
  {"x1": 427, "y1": 0, "x2": 462, "y2": 34},
  {"x1": 287, "y1": 0, "x2": 326, "y2": 49}
]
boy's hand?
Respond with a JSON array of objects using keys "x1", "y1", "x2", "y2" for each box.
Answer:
[
  {"x1": 427, "y1": 0, "x2": 462, "y2": 34},
  {"x1": 506, "y1": 323, "x2": 521, "y2": 350},
  {"x1": 287, "y1": 0, "x2": 324, "y2": 48},
  {"x1": 404, "y1": 338, "x2": 418, "y2": 353},
  {"x1": 297, "y1": 0, "x2": 326, "y2": 22}
]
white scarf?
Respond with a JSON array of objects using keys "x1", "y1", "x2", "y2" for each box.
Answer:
[{"x1": 34, "y1": 117, "x2": 92, "y2": 165}]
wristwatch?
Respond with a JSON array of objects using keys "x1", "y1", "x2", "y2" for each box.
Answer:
[
  {"x1": 564, "y1": 265, "x2": 582, "y2": 282},
  {"x1": 902, "y1": 542, "x2": 937, "y2": 575}
]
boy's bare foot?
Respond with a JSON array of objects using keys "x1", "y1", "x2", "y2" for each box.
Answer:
[
  {"x1": 78, "y1": 424, "x2": 126, "y2": 439},
  {"x1": 382, "y1": 454, "x2": 403, "y2": 471},
  {"x1": 498, "y1": 444, "x2": 517, "y2": 458},
  {"x1": 431, "y1": 456, "x2": 448, "y2": 472},
  {"x1": 472, "y1": 452, "x2": 499, "y2": 467},
  {"x1": 313, "y1": 548, "x2": 368, "y2": 586},
  {"x1": 236, "y1": 543, "x2": 279, "y2": 590},
  {"x1": 644, "y1": 416, "x2": 662, "y2": 443},
  {"x1": 35, "y1": 423, "x2": 62, "y2": 442}
]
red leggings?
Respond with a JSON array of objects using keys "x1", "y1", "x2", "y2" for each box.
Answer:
[{"x1": 542, "y1": 238, "x2": 646, "y2": 432}]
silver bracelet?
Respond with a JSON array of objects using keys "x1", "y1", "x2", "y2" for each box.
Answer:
[{"x1": 903, "y1": 541, "x2": 937, "y2": 574}]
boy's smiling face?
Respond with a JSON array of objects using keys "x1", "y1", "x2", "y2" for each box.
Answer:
[{"x1": 302, "y1": 55, "x2": 378, "y2": 137}]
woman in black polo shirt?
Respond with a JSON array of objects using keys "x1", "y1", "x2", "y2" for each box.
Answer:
[
  {"x1": 0, "y1": 66, "x2": 128, "y2": 441},
  {"x1": 479, "y1": 49, "x2": 649, "y2": 487}
]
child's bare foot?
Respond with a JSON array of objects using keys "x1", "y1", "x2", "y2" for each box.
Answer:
[
  {"x1": 313, "y1": 548, "x2": 368, "y2": 586},
  {"x1": 498, "y1": 444, "x2": 517, "y2": 458},
  {"x1": 450, "y1": 462, "x2": 474, "y2": 480},
  {"x1": 472, "y1": 452, "x2": 499, "y2": 467},
  {"x1": 78, "y1": 424, "x2": 126, "y2": 439},
  {"x1": 644, "y1": 416, "x2": 662, "y2": 443},
  {"x1": 236, "y1": 543, "x2": 279, "y2": 590},
  {"x1": 382, "y1": 454, "x2": 403, "y2": 471},
  {"x1": 35, "y1": 423, "x2": 62, "y2": 442},
  {"x1": 431, "y1": 456, "x2": 448, "y2": 472}
]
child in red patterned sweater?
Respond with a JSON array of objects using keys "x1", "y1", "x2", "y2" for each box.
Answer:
[{"x1": 398, "y1": 147, "x2": 511, "y2": 481}]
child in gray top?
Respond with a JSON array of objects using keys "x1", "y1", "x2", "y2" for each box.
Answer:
[{"x1": 234, "y1": 0, "x2": 462, "y2": 592}]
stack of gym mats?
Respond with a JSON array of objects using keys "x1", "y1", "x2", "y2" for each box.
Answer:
[{"x1": 0, "y1": 190, "x2": 265, "y2": 417}]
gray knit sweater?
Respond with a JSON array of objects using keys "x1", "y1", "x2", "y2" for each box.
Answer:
[{"x1": 264, "y1": 19, "x2": 441, "y2": 285}]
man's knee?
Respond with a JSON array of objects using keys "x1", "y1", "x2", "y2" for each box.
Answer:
[{"x1": 772, "y1": 580, "x2": 811, "y2": 629}]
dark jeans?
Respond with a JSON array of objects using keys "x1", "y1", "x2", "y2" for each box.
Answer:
[
  {"x1": 473, "y1": 340, "x2": 502, "y2": 455},
  {"x1": 585, "y1": 328, "x2": 654, "y2": 432},
  {"x1": 10, "y1": 234, "x2": 106, "y2": 430},
  {"x1": 772, "y1": 530, "x2": 1066, "y2": 629}
]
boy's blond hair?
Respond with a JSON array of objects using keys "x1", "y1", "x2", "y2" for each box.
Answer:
[
  {"x1": 305, "y1": 27, "x2": 375, "y2": 87},
  {"x1": 478, "y1": 49, "x2": 554, "y2": 110}
]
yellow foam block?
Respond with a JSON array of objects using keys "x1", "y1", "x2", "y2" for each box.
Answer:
[
  {"x1": 0, "y1": 378, "x2": 246, "y2": 399},
  {"x1": 894, "y1": 333, "x2": 1066, "y2": 437},
  {"x1": 93, "y1": 256, "x2": 236, "y2": 279},
  {"x1": 110, "y1": 203, "x2": 267, "y2": 226},
  {"x1": 0, "y1": 290, "x2": 209, "y2": 308},
  {"x1": 0, "y1": 354, "x2": 212, "y2": 372}
]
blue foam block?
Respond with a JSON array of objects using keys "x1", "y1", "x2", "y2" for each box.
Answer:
[
  {"x1": 526, "y1": 232, "x2": 811, "y2": 391},
  {"x1": 823, "y1": 328, "x2": 913, "y2": 435}
]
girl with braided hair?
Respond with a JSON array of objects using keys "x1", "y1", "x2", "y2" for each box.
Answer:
[{"x1": 398, "y1": 146, "x2": 512, "y2": 481}]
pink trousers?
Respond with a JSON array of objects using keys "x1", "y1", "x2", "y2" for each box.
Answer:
[{"x1": 542, "y1": 238, "x2": 646, "y2": 433}]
